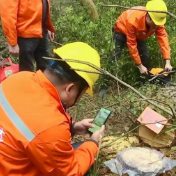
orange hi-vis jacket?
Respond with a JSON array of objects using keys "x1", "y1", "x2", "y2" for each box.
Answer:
[
  {"x1": 114, "y1": 6, "x2": 171, "y2": 65},
  {"x1": 0, "y1": 0, "x2": 55, "y2": 46},
  {"x1": 0, "y1": 71, "x2": 98, "y2": 176}
]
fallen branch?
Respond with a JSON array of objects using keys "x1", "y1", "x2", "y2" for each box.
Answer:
[
  {"x1": 169, "y1": 92, "x2": 176, "y2": 98},
  {"x1": 150, "y1": 70, "x2": 176, "y2": 77},
  {"x1": 100, "y1": 4, "x2": 176, "y2": 19},
  {"x1": 50, "y1": 41, "x2": 63, "y2": 46},
  {"x1": 160, "y1": 87, "x2": 176, "y2": 90},
  {"x1": 120, "y1": 106, "x2": 137, "y2": 124},
  {"x1": 101, "y1": 120, "x2": 169, "y2": 149},
  {"x1": 148, "y1": 70, "x2": 176, "y2": 82},
  {"x1": 131, "y1": 98, "x2": 175, "y2": 119},
  {"x1": 0, "y1": 47, "x2": 8, "y2": 53},
  {"x1": 43, "y1": 57, "x2": 173, "y2": 116},
  {"x1": 101, "y1": 124, "x2": 141, "y2": 149}
]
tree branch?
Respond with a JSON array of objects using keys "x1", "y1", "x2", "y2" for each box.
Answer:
[
  {"x1": 71, "y1": 68, "x2": 103, "y2": 75},
  {"x1": 101, "y1": 120, "x2": 168, "y2": 149},
  {"x1": 100, "y1": 4, "x2": 176, "y2": 19},
  {"x1": 50, "y1": 41, "x2": 63, "y2": 46},
  {"x1": 131, "y1": 98, "x2": 175, "y2": 119},
  {"x1": 101, "y1": 124, "x2": 141, "y2": 149},
  {"x1": 43, "y1": 57, "x2": 173, "y2": 116}
]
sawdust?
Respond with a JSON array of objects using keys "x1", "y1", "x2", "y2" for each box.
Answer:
[{"x1": 102, "y1": 136, "x2": 139, "y2": 156}]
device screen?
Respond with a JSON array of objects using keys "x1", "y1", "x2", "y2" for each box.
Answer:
[
  {"x1": 88, "y1": 108, "x2": 111, "y2": 133},
  {"x1": 94, "y1": 108, "x2": 111, "y2": 126}
]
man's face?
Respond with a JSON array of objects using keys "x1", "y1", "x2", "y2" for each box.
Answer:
[
  {"x1": 146, "y1": 14, "x2": 157, "y2": 29},
  {"x1": 59, "y1": 83, "x2": 87, "y2": 108}
]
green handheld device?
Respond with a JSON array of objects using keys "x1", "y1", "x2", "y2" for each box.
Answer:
[{"x1": 88, "y1": 108, "x2": 111, "y2": 133}]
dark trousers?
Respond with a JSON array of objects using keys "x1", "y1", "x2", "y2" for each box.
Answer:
[
  {"x1": 18, "y1": 29, "x2": 50, "y2": 72},
  {"x1": 72, "y1": 142, "x2": 84, "y2": 149},
  {"x1": 100, "y1": 31, "x2": 151, "y2": 90},
  {"x1": 113, "y1": 31, "x2": 150, "y2": 69}
]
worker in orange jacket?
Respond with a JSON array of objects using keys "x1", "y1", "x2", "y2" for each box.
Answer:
[
  {"x1": 114, "y1": 0, "x2": 172, "y2": 73},
  {"x1": 0, "y1": 42, "x2": 105, "y2": 176},
  {"x1": 0, "y1": 0, "x2": 55, "y2": 71},
  {"x1": 99, "y1": 0, "x2": 173, "y2": 98}
]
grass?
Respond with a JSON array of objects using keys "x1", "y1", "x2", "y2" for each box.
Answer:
[{"x1": 69, "y1": 84, "x2": 176, "y2": 175}]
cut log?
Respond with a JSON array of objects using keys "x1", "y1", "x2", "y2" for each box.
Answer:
[{"x1": 138, "y1": 125, "x2": 176, "y2": 148}]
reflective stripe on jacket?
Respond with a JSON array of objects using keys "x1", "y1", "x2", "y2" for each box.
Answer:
[
  {"x1": 0, "y1": 70, "x2": 98, "y2": 176},
  {"x1": 114, "y1": 6, "x2": 171, "y2": 65},
  {"x1": 0, "y1": 0, "x2": 55, "y2": 46}
]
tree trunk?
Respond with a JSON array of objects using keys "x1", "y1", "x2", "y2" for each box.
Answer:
[{"x1": 80, "y1": 0, "x2": 99, "y2": 21}]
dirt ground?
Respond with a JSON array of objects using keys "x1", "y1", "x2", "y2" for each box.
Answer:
[{"x1": 69, "y1": 86, "x2": 176, "y2": 176}]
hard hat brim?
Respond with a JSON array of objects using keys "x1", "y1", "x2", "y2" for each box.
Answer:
[
  {"x1": 53, "y1": 42, "x2": 101, "y2": 97},
  {"x1": 86, "y1": 87, "x2": 93, "y2": 96},
  {"x1": 148, "y1": 12, "x2": 166, "y2": 25},
  {"x1": 53, "y1": 50, "x2": 94, "y2": 96}
]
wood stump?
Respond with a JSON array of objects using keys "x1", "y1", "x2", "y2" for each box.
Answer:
[{"x1": 138, "y1": 126, "x2": 176, "y2": 148}]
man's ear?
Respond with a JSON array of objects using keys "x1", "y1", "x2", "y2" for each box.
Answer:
[
  {"x1": 65, "y1": 83, "x2": 75, "y2": 95},
  {"x1": 147, "y1": 14, "x2": 152, "y2": 21},
  {"x1": 146, "y1": 13, "x2": 149, "y2": 19}
]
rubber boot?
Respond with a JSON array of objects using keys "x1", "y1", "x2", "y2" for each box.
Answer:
[{"x1": 99, "y1": 85, "x2": 108, "y2": 99}]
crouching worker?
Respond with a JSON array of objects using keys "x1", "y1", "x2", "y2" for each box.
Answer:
[{"x1": 0, "y1": 42, "x2": 105, "y2": 176}]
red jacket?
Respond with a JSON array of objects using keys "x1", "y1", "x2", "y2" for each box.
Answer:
[
  {"x1": 0, "y1": 0, "x2": 55, "y2": 46},
  {"x1": 0, "y1": 70, "x2": 98, "y2": 176},
  {"x1": 114, "y1": 6, "x2": 171, "y2": 65}
]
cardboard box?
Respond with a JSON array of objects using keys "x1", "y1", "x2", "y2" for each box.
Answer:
[{"x1": 137, "y1": 107, "x2": 168, "y2": 134}]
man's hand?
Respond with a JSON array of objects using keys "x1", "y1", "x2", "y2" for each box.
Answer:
[
  {"x1": 8, "y1": 44, "x2": 19, "y2": 57},
  {"x1": 138, "y1": 64, "x2": 148, "y2": 74},
  {"x1": 73, "y1": 119, "x2": 94, "y2": 135},
  {"x1": 48, "y1": 30, "x2": 55, "y2": 41},
  {"x1": 90, "y1": 125, "x2": 105, "y2": 144},
  {"x1": 165, "y1": 59, "x2": 172, "y2": 71}
]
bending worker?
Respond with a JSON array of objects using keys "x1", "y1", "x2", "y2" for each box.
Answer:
[
  {"x1": 99, "y1": 0, "x2": 172, "y2": 97},
  {"x1": 0, "y1": 42, "x2": 105, "y2": 176},
  {"x1": 113, "y1": 0, "x2": 172, "y2": 74}
]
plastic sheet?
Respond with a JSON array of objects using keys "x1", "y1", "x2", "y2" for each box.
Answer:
[{"x1": 104, "y1": 147, "x2": 176, "y2": 176}]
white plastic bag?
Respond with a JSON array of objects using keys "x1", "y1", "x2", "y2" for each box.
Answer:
[{"x1": 104, "y1": 147, "x2": 176, "y2": 176}]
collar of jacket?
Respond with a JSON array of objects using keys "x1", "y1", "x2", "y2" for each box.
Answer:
[{"x1": 36, "y1": 70, "x2": 67, "y2": 113}]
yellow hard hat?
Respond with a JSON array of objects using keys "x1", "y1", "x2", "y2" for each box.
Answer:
[
  {"x1": 146, "y1": 0, "x2": 167, "y2": 25},
  {"x1": 53, "y1": 42, "x2": 101, "y2": 96}
]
